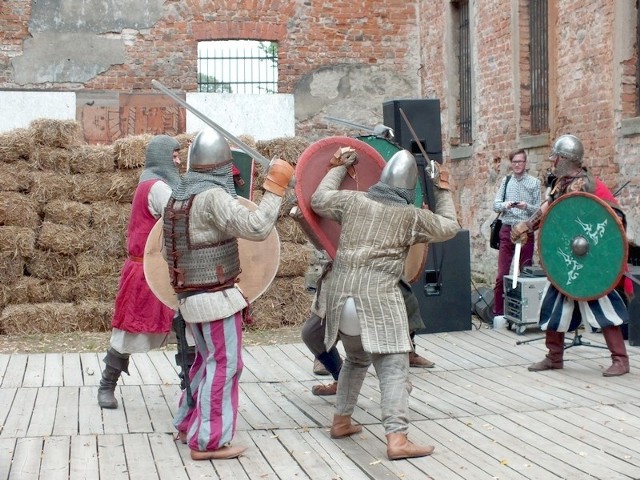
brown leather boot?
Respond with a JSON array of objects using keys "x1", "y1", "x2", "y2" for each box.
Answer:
[
  {"x1": 190, "y1": 444, "x2": 246, "y2": 460},
  {"x1": 313, "y1": 359, "x2": 330, "y2": 376},
  {"x1": 528, "y1": 331, "x2": 565, "y2": 371},
  {"x1": 386, "y1": 433, "x2": 435, "y2": 460},
  {"x1": 330, "y1": 415, "x2": 362, "y2": 439},
  {"x1": 602, "y1": 326, "x2": 630, "y2": 377},
  {"x1": 312, "y1": 381, "x2": 337, "y2": 396},
  {"x1": 409, "y1": 352, "x2": 435, "y2": 368}
]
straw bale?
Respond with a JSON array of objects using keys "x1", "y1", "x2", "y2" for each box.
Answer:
[
  {"x1": 113, "y1": 134, "x2": 153, "y2": 169},
  {"x1": 69, "y1": 144, "x2": 116, "y2": 174},
  {"x1": 276, "y1": 216, "x2": 309, "y2": 244},
  {"x1": 12, "y1": 277, "x2": 58, "y2": 304},
  {"x1": 29, "y1": 119, "x2": 85, "y2": 149},
  {"x1": 90, "y1": 201, "x2": 130, "y2": 231},
  {"x1": 0, "y1": 161, "x2": 31, "y2": 191},
  {"x1": 107, "y1": 169, "x2": 141, "y2": 203},
  {"x1": 0, "y1": 252, "x2": 24, "y2": 286},
  {"x1": 29, "y1": 147, "x2": 71, "y2": 173},
  {"x1": 0, "y1": 192, "x2": 40, "y2": 228},
  {"x1": 0, "y1": 284, "x2": 10, "y2": 308},
  {"x1": 234, "y1": 135, "x2": 257, "y2": 151},
  {"x1": 0, "y1": 128, "x2": 34, "y2": 162},
  {"x1": 277, "y1": 242, "x2": 311, "y2": 277},
  {"x1": 75, "y1": 275, "x2": 120, "y2": 302},
  {"x1": 71, "y1": 172, "x2": 117, "y2": 203},
  {"x1": 77, "y1": 248, "x2": 125, "y2": 277},
  {"x1": 0, "y1": 301, "x2": 112, "y2": 334},
  {"x1": 248, "y1": 276, "x2": 310, "y2": 329},
  {"x1": 29, "y1": 171, "x2": 74, "y2": 204},
  {"x1": 0, "y1": 226, "x2": 36, "y2": 257},
  {"x1": 37, "y1": 221, "x2": 93, "y2": 255},
  {"x1": 26, "y1": 250, "x2": 77, "y2": 279},
  {"x1": 256, "y1": 137, "x2": 310, "y2": 165},
  {"x1": 42, "y1": 200, "x2": 91, "y2": 227}
]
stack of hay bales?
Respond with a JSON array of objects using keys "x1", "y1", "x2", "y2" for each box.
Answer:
[{"x1": 0, "y1": 120, "x2": 315, "y2": 335}]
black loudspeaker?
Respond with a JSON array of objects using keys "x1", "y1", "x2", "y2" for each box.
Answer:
[
  {"x1": 382, "y1": 99, "x2": 443, "y2": 162},
  {"x1": 413, "y1": 230, "x2": 472, "y2": 334},
  {"x1": 627, "y1": 266, "x2": 640, "y2": 346}
]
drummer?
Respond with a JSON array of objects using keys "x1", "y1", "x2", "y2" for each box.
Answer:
[{"x1": 511, "y1": 134, "x2": 631, "y2": 377}]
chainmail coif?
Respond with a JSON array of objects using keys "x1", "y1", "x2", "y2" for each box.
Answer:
[
  {"x1": 139, "y1": 135, "x2": 181, "y2": 189},
  {"x1": 171, "y1": 163, "x2": 237, "y2": 201},
  {"x1": 365, "y1": 181, "x2": 415, "y2": 205}
]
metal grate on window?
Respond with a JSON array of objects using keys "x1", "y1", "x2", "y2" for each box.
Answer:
[
  {"x1": 529, "y1": 0, "x2": 549, "y2": 133},
  {"x1": 458, "y1": 0, "x2": 472, "y2": 144},
  {"x1": 197, "y1": 40, "x2": 278, "y2": 94}
]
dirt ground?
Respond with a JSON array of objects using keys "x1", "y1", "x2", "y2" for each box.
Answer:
[{"x1": 0, "y1": 326, "x2": 304, "y2": 354}]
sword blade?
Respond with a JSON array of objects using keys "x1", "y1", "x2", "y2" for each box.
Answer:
[
  {"x1": 151, "y1": 79, "x2": 271, "y2": 170},
  {"x1": 512, "y1": 241, "x2": 522, "y2": 289},
  {"x1": 324, "y1": 115, "x2": 376, "y2": 133}
]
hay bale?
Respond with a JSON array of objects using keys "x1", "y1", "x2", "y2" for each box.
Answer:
[
  {"x1": 277, "y1": 242, "x2": 311, "y2": 277},
  {"x1": 29, "y1": 147, "x2": 72, "y2": 173},
  {"x1": 42, "y1": 200, "x2": 92, "y2": 227},
  {"x1": 0, "y1": 192, "x2": 40, "y2": 228},
  {"x1": 276, "y1": 216, "x2": 309, "y2": 244},
  {"x1": 0, "y1": 301, "x2": 111, "y2": 334},
  {"x1": 0, "y1": 252, "x2": 24, "y2": 286},
  {"x1": 37, "y1": 221, "x2": 93, "y2": 255},
  {"x1": 256, "y1": 137, "x2": 310, "y2": 164},
  {"x1": 26, "y1": 250, "x2": 78, "y2": 280},
  {"x1": 108, "y1": 169, "x2": 141, "y2": 203},
  {"x1": 0, "y1": 161, "x2": 31, "y2": 191},
  {"x1": 69, "y1": 145, "x2": 116, "y2": 174},
  {"x1": 0, "y1": 226, "x2": 36, "y2": 257},
  {"x1": 11, "y1": 277, "x2": 57, "y2": 304},
  {"x1": 90, "y1": 201, "x2": 130, "y2": 231},
  {"x1": 29, "y1": 171, "x2": 74, "y2": 204},
  {"x1": 0, "y1": 127, "x2": 34, "y2": 162},
  {"x1": 71, "y1": 172, "x2": 118, "y2": 203},
  {"x1": 29, "y1": 119, "x2": 85, "y2": 149},
  {"x1": 77, "y1": 249, "x2": 125, "y2": 277},
  {"x1": 248, "y1": 276, "x2": 310, "y2": 329},
  {"x1": 113, "y1": 134, "x2": 153, "y2": 169}
]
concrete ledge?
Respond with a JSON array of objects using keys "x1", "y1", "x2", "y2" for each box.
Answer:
[
  {"x1": 450, "y1": 145, "x2": 473, "y2": 160},
  {"x1": 621, "y1": 117, "x2": 640, "y2": 137},
  {"x1": 519, "y1": 133, "x2": 549, "y2": 149}
]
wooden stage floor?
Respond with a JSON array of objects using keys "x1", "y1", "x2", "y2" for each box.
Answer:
[{"x1": 1, "y1": 326, "x2": 640, "y2": 479}]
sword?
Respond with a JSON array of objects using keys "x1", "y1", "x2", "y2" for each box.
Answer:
[
  {"x1": 398, "y1": 108, "x2": 437, "y2": 179},
  {"x1": 172, "y1": 312, "x2": 195, "y2": 408},
  {"x1": 511, "y1": 241, "x2": 522, "y2": 289},
  {"x1": 151, "y1": 79, "x2": 271, "y2": 170},
  {"x1": 324, "y1": 116, "x2": 395, "y2": 139}
]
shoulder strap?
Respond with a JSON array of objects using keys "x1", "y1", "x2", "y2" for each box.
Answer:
[{"x1": 502, "y1": 175, "x2": 512, "y2": 201}]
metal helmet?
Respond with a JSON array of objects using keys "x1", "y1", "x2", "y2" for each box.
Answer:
[
  {"x1": 380, "y1": 150, "x2": 418, "y2": 189},
  {"x1": 188, "y1": 127, "x2": 232, "y2": 172},
  {"x1": 550, "y1": 134, "x2": 584, "y2": 165}
]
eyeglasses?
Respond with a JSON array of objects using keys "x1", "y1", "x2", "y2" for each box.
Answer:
[{"x1": 511, "y1": 160, "x2": 526, "y2": 164}]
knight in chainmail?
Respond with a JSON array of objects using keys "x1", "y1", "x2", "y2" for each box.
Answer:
[
  {"x1": 166, "y1": 127, "x2": 294, "y2": 461},
  {"x1": 97, "y1": 135, "x2": 182, "y2": 410},
  {"x1": 311, "y1": 148, "x2": 460, "y2": 461}
]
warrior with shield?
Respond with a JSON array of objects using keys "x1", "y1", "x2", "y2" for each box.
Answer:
[
  {"x1": 511, "y1": 134, "x2": 631, "y2": 376},
  {"x1": 310, "y1": 147, "x2": 460, "y2": 460},
  {"x1": 164, "y1": 127, "x2": 294, "y2": 460}
]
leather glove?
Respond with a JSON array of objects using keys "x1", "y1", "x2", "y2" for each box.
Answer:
[
  {"x1": 329, "y1": 147, "x2": 358, "y2": 168},
  {"x1": 510, "y1": 222, "x2": 530, "y2": 245},
  {"x1": 431, "y1": 162, "x2": 451, "y2": 191},
  {"x1": 262, "y1": 158, "x2": 295, "y2": 197}
]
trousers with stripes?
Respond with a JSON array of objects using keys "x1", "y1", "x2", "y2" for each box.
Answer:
[{"x1": 173, "y1": 311, "x2": 244, "y2": 452}]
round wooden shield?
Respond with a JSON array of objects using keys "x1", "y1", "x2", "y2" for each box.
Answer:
[
  {"x1": 538, "y1": 191, "x2": 628, "y2": 301},
  {"x1": 143, "y1": 197, "x2": 280, "y2": 309}
]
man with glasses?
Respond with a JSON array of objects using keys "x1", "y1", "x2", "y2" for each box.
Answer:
[{"x1": 491, "y1": 148, "x2": 541, "y2": 325}]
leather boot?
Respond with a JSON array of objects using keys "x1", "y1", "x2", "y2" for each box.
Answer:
[
  {"x1": 409, "y1": 352, "x2": 435, "y2": 368},
  {"x1": 602, "y1": 326, "x2": 630, "y2": 377},
  {"x1": 190, "y1": 444, "x2": 246, "y2": 460},
  {"x1": 386, "y1": 433, "x2": 435, "y2": 460},
  {"x1": 330, "y1": 414, "x2": 362, "y2": 439},
  {"x1": 312, "y1": 381, "x2": 338, "y2": 396},
  {"x1": 97, "y1": 348, "x2": 130, "y2": 409},
  {"x1": 313, "y1": 358, "x2": 330, "y2": 376},
  {"x1": 528, "y1": 331, "x2": 565, "y2": 371}
]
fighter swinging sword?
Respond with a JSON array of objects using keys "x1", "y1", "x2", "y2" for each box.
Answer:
[{"x1": 151, "y1": 79, "x2": 272, "y2": 170}]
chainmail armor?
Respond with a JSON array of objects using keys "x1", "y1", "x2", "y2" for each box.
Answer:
[
  {"x1": 163, "y1": 196, "x2": 241, "y2": 292},
  {"x1": 171, "y1": 163, "x2": 236, "y2": 201},
  {"x1": 365, "y1": 181, "x2": 415, "y2": 205}
]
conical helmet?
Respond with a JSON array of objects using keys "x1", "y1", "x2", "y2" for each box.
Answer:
[
  {"x1": 188, "y1": 127, "x2": 232, "y2": 171},
  {"x1": 549, "y1": 134, "x2": 584, "y2": 165},
  {"x1": 379, "y1": 150, "x2": 418, "y2": 189}
]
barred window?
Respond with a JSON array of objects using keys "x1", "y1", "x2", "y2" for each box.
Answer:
[
  {"x1": 529, "y1": 0, "x2": 549, "y2": 133},
  {"x1": 197, "y1": 40, "x2": 278, "y2": 94},
  {"x1": 456, "y1": 0, "x2": 472, "y2": 144}
]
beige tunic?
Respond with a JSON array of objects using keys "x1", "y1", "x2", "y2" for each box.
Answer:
[
  {"x1": 311, "y1": 166, "x2": 460, "y2": 354},
  {"x1": 176, "y1": 187, "x2": 282, "y2": 324}
]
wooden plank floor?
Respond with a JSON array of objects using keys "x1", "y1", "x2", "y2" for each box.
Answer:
[{"x1": 1, "y1": 326, "x2": 640, "y2": 479}]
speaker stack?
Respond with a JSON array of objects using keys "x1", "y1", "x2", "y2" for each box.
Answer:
[{"x1": 383, "y1": 99, "x2": 471, "y2": 334}]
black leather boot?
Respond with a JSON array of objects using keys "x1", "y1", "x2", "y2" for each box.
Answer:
[{"x1": 97, "y1": 348, "x2": 130, "y2": 409}]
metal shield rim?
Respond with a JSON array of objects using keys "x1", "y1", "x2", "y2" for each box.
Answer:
[
  {"x1": 143, "y1": 197, "x2": 280, "y2": 309},
  {"x1": 538, "y1": 191, "x2": 628, "y2": 301}
]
